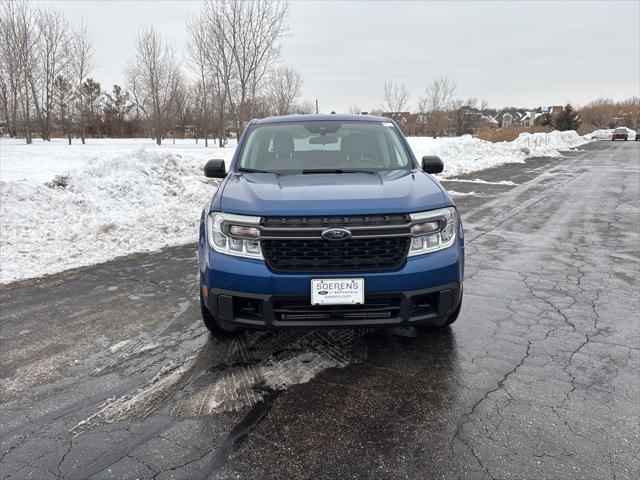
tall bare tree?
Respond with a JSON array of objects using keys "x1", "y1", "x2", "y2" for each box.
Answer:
[
  {"x1": 38, "y1": 7, "x2": 69, "y2": 140},
  {"x1": 418, "y1": 75, "x2": 457, "y2": 137},
  {"x1": 0, "y1": 0, "x2": 23, "y2": 138},
  {"x1": 267, "y1": 65, "x2": 302, "y2": 116},
  {"x1": 71, "y1": 20, "x2": 92, "y2": 144},
  {"x1": 382, "y1": 81, "x2": 410, "y2": 112},
  {"x1": 1, "y1": 1, "x2": 81, "y2": 142},
  {"x1": 186, "y1": 14, "x2": 211, "y2": 146},
  {"x1": 127, "y1": 25, "x2": 179, "y2": 145},
  {"x1": 3, "y1": 0, "x2": 40, "y2": 143},
  {"x1": 210, "y1": 0, "x2": 288, "y2": 132}
]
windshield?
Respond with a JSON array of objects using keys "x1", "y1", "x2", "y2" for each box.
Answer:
[{"x1": 237, "y1": 121, "x2": 413, "y2": 173}]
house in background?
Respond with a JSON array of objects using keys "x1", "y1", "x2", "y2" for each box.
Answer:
[
  {"x1": 456, "y1": 106, "x2": 483, "y2": 135},
  {"x1": 481, "y1": 114, "x2": 499, "y2": 130},
  {"x1": 493, "y1": 105, "x2": 564, "y2": 129},
  {"x1": 492, "y1": 109, "x2": 528, "y2": 128},
  {"x1": 520, "y1": 111, "x2": 542, "y2": 127}
]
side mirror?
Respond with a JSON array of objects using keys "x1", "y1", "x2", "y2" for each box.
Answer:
[
  {"x1": 421, "y1": 155, "x2": 444, "y2": 174},
  {"x1": 204, "y1": 159, "x2": 226, "y2": 178}
]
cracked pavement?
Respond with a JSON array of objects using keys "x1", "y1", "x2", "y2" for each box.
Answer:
[{"x1": 1, "y1": 141, "x2": 638, "y2": 479}]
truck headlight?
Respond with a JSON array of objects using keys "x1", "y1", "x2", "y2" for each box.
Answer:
[
  {"x1": 408, "y1": 207, "x2": 457, "y2": 256},
  {"x1": 206, "y1": 212, "x2": 263, "y2": 259}
]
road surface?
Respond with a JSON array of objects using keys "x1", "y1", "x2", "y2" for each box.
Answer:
[{"x1": 1, "y1": 141, "x2": 638, "y2": 479}]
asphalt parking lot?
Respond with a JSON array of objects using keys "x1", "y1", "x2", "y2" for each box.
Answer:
[{"x1": 1, "y1": 141, "x2": 638, "y2": 479}]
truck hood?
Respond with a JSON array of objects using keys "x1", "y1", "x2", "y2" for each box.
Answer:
[{"x1": 217, "y1": 170, "x2": 450, "y2": 216}]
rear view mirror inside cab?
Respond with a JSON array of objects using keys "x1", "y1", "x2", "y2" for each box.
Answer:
[
  {"x1": 309, "y1": 136, "x2": 339, "y2": 145},
  {"x1": 303, "y1": 122, "x2": 342, "y2": 134}
]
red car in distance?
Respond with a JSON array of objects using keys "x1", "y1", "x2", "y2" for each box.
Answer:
[{"x1": 612, "y1": 127, "x2": 629, "y2": 140}]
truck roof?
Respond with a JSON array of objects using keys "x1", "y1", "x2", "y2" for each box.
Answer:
[{"x1": 253, "y1": 114, "x2": 389, "y2": 125}]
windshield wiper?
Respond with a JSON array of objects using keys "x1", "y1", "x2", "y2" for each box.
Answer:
[
  {"x1": 237, "y1": 167, "x2": 273, "y2": 174},
  {"x1": 300, "y1": 169, "x2": 377, "y2": 174}
]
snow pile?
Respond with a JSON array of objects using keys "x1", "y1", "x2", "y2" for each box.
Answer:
[
  {"x1": 407, "y1": 130, "x2": 589, "y2": 178},
  {"x1": 1, "y1": 138, "x2": 234, "y2": 283},
  {"x1": 1, "y1": 131, "x2": 589, "y2": 284},
  {"x1": 585, "y1": 129, "x2": 613, "y2": 140}
]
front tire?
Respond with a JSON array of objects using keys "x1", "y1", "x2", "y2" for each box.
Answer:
[
  {"x1": 415, "y1": 295, "x2": 462, "y2": 330},
  {"x1": 200, "y1": 290, "x2": 241, "y2": 334},
  {"x1": 444, "y1": 296, "x2": 462, "y2": 325}
]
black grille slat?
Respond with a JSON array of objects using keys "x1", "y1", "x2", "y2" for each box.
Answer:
[
  {"x1": 273, "y1": 296, "x2": 401, "y2": 321},
  {"x1": 261, "y1": 214, "x2": 410, "y2": 228}
]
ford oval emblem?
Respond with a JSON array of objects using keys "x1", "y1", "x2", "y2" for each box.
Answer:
[{"x1": 321, "y1": 228, "x2": 352, "y2": 241}]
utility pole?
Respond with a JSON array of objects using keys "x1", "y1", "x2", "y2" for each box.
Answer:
[{"x1": 315, "y1": 99, "x2": 318, "y2": 114}]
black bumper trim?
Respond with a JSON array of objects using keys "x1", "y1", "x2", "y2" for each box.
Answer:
[{"x1": 205, "y1": 283, "x2": 461, "y2": 329}]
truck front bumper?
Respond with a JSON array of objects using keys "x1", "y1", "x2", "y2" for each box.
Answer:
[{"x1": 199, "y1": 240, "x2": 464, "y2": 329}]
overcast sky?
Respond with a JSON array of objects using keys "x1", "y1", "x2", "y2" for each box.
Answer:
[{"x1": 40, "y1": 0, "x2": 639, "y2": 112}]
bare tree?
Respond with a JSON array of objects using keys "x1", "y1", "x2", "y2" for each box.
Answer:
[
  {"x1": 347, "y1": 104, "x2": 362, "y2": 115},
  {"x1": 71, "y1": 20, "x2": 92, "y2": 144},
  {"x1": 382, "y1": 82, "x2": 410, "y2": 112},
  {"x1": 1, "y1": 1, "x2": 79, "y2": 142},
  {"x1": 201, "y1": 0, "x2": 235, "y2": 146},
  {"x1": 212, "y1": 0, "x2": 288, "y2": 131},
  {"x1": 267, "y1": 65, "x2": 302, "y2": 116},
  {"x1": 37, "y1": 7, "x2": 69, "y2": 140},
  {"x1": 418, "y1": 75, "x2": 457, "y2": 137},
  {"x1": 127, "y1": 25, "x2": 179, "y2": 145},
  {"x1": 293, "y1": 100, "x2": 315, "y2": 115},
  {"x1": 3, "y1": 0, "x2": 40, "y2": 143},
  {"x1": 186, "y1": 14, "x2": 211, "y2": 146},
  {"x1": 0, "y1": 0, "x2": 23, "y2": 138}
]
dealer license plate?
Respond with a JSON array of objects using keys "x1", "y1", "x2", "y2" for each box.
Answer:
[{"x1": 310, "y1": 278, "x2": 364, "y2": 305}]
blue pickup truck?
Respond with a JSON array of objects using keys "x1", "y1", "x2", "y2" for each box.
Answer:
[{"x1": 198, "y1": 114, "x2": 464, "y2": 332}]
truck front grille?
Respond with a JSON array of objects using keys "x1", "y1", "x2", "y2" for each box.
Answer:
[{"x1": 259, "y1": 214, "x2": 412, "y2": 272}]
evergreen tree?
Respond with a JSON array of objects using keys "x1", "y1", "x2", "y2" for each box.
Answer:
[
  {"x1": 103, "y1": 85, "x2": 133, "y2": 137},
  {"x1": 554, "y1": 103, "x2": 581, "y2": 131},
  {"x1": 53, "y1": 75, "x2": 73, "y2": 144},
  {"x1": 81, "y1": 78, "x2": 102, "y2": 135},
  {"x1": 535, "y1": 112, "x2": 553, "y2": 127}
]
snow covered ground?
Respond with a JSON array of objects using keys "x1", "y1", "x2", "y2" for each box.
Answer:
[
  {"x1": 0, "y1": 131, "x2": 589, "y2": 283},
  {"x1": 1, "y1": 138, "x2": 235, "y2": 283}
]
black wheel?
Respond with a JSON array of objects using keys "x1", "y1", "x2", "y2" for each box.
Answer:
[
  {"x1": 200, "y1": 290, "x2": 241, "y2": 334},
  {"x1": 444, "y1": 296, "x2": 462, "y2": 325}
]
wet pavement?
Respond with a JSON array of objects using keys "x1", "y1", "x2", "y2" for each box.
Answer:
[{"x1": 1, "y1": 141, "x2": 638, "y2": 479}]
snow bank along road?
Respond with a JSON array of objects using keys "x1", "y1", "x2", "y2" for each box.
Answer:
[
  {"x1": 1, "y1": 141, "x2": 638, "y2": 479},
  {"x1": 0, "y1": 131, "x2": 588, "y2": 284}
]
